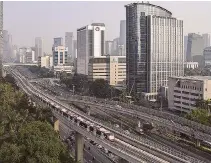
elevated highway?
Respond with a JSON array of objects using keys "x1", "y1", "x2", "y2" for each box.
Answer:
[
  {"x1": 5, "y1": 66, "x2": 209, "y2": 163},
  {"x1": 58, "y1": 95, "x2": 211, "y2": 143}
]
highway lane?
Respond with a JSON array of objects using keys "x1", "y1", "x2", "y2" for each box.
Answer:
[{"x1": 59, "y1": 122, "x2": 115, "y2": 163}]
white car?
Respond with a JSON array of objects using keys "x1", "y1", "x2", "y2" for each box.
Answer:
[
  {"x1": 124, "y1": 130, "x2": 130, "y2": 135},
  {"x1": 114, "y1": 124, "x2": 120, "y2": 128},
  {"x1": 97, "y1": 144, "x2": 102, "y2": 149}
]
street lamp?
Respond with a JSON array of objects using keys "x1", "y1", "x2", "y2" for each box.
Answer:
[
  {"x1": 72, "y1": 84, "x2": 75, "y2": 95},
  {"x1": 208, "y1": 104, "x2": 211, "y2": 116}
]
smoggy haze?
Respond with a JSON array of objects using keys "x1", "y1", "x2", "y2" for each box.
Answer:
[{"x1": 4, "y1": 1, "x2": 211, "y2": 53}]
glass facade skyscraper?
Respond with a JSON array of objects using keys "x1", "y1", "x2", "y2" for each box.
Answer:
[{"x1": 125, "y1": 2, "x2": 184, "y2": 100}]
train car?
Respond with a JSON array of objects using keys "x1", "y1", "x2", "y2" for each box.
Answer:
[
  {"x1": 61, "y1": 108, "x2": 68, "y2": 117},
  {"x1": 202, "y1": 140, "x2": 211, "y2": 149},
  {"x1": 79, "y1": 118, "x2": 88, "y2": 128},
  {"x1": 96, "y1": 126, "x2": 103, "y2": 137},
  {"x1": 143, "y1": 122, "x2": 154, "y2": 132},
  {"x1": 67, "y1": 112, "x2": 75, "y2": 120},
  {"x1": 76, "y1": 117, "x2": 84, "y2": 124},
  {"x1": 86, "y1": 121, "x2": 94, "y2": 132},
  {"x1": 103, "y1": 130, "x2": 115, "y2": 141}
]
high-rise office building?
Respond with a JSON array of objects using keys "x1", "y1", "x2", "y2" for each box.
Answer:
[
  {"x1": 119, "y1": 20, "x2": 126, "y2": 46},
  {"x1": 35, "y1": 37, "x2": 43, "y2": 60},
  {"x1": 202, "y1": 33, "x2": 210, "y2": 48},
  {"x1": 0, "y1": 2, "x2": 3, "y2": 77},
  {"x1": 105, "y1": 41, "x2": 113, "y2": 55},
  {"x1": 111, "y1": 37, "x2": 119, "y2": 56},
  {"x1": 203, "y1": 46, "x2": 211, "y2": 66},
  {"x1": 186, "y1": 33, "x2": 204, "y2": 67},
  {"x1": 125, "y1": 2, "x2": 184, "y2": 100},
  {"x1": 73, "y1": 40, "x2": 77, "y2": 59},
  {"x1": 65, "y1": 32, "x2": 74, "y2": 62},
  {"x1": 53, "y1": 46, "x2": 68, "y2": 66},
  {"x1": 2, "y1": 30, "x2": 13, "y2": 62},
  {"x1": 53, "y1": 37, "x2": 63, "y2": 47},
  {"x1": 3, "y1": 30, "x2": 9, "y2": 61},
  {"x1": 184, "y1": 35, "x2": 188, "y2": 61},
  {"x1": 77, "y1": 23, "x2": 105, "y2": 75},
  {"x1": 119, "y1": 20, "x2": 126, "y2": 56}
]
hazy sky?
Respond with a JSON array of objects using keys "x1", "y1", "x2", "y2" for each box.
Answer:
[{"x1": 4, "y1": 1, "x2": 211, "y2": 53}]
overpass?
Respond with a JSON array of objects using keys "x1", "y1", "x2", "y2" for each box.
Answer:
[
  {"x1": 51, "y1": 91, "x2": 211, "y2": 144},
  {"x1": 3, "y1": 62, "x2": 38, "y2": 66},
  {"x1": 4, "y1": 66, "x2": 209, "y2": 163}
]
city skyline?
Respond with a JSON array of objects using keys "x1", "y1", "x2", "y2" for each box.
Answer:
[{"x1": 4, "y1": 1, "x2": 211, "y2": 53}]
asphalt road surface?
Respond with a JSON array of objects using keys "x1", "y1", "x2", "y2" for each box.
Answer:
[{"x1": 59, "y1": 122, "x2": 115, "y2": 163}]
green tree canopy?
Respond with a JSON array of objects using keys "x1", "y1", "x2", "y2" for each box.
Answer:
[
  {"x1": 0, "y1": 121, "x2": 73, "y2": 163},
  {"x1": 0, "y1": 81, "x2": 74, "y2": 163}
]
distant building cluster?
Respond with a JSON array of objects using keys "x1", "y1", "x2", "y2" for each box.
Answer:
[
  {"x1": 5, "y1": 1, "x2": 211, "y2": 114},
  {"x1": 185, "y1": 33, "x2": 211, "y2": 67}
]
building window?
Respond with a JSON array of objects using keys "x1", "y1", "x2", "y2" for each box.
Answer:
[
  {"x1": 174, "y1": 95, "x2": 180, "y2": 98},
  {"x1": 182, "y1": 102, "x2": 189, "y2": 106},
  {"x1": 190, "y1": 93, "x2": 199, "y2": 96},
  {"x1": 182, "y1": 97, "x2": 189, "y2": 100},
  {"x1": 174, "y1": 100, "x2": 180, "y2": 104},
  {"x1": 182, "y1": 91, "x2": 189, "y2": 94}
]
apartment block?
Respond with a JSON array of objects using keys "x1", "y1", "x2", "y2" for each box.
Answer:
[{"x1": 168, "y1": 76, "x2": 211, "y2": 113}]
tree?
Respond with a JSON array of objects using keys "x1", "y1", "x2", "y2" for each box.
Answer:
[
  {"x1": 186, "y1": 108, "x2": 210, "y2": 126},
  {"x1": 72, "y1": 73, "x2": 89, "y2": 94},
  {"x1": 28, "y1": 66, "x2": 54, "y2": 78},
  {"x1": 0, "y1": 82, "x2": 74, "y2": 163},
  {"x1": 0, "y1": 121, "x2": 74, "y2": 163},
  {"x1": 89, "y1": 79, "x2": 111, "y2": 98}
]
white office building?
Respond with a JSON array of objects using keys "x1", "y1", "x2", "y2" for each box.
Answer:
[
  {"x1": 77, "y1": 23, "x2": 105, "y2": 75},
  {"x1": 53, "y1": 46, "x2": 68, "y2": 66},
  {"x1": 88, "y1": 55, "x2": 126, "y2": 89},
  {"x1": 185, "y1": 62, "x2": 198, "y2": 69},
  {"x1": 168, "y1": 76, "x2": 211, "y2": 113},
  {"x1": 52, "y1": 46, "x2": 73, "y2": 75}
]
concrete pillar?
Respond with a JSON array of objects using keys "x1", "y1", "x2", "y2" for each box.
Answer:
[
  {"x1": 75, "y1": 132, "x2": 84, "y2": 163},
  {"x1": 54, "y1": 119, "x2": 59, "y2": 132},
  {"x1": 196, "y1": 139, "x2": 201, "y2": 147},
  {"x1": 87, "y1": 110, "x2": 90, "y2": 116},
  {"x1": 118, "y1": 158, "x2": 129, "y2": 163}
]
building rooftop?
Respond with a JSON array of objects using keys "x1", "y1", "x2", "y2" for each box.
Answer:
[
  {"x1": 170, "y1": 76, "x2": 211, "y2": 81},
  {"x1": 77, "y1": 23, "x2": 105, "y2": 31},
  {"x1": 124, "y1": 2, "x2": 172, "y2": 16},
  {"x1": 204, "y1": 46, "x2": 211, "y2": 51}
]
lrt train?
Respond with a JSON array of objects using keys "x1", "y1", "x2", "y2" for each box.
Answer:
[{"x1": 47, "y1": 100, "x2": 115, "y2": 141}]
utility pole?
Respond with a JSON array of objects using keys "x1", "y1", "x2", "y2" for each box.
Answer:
[
  {"x1": 160, "y1": 95, "x2": 163, "y2": 111},
  {"x1": 73, "y1": 84, "x2": 75, "y2": 95}
]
